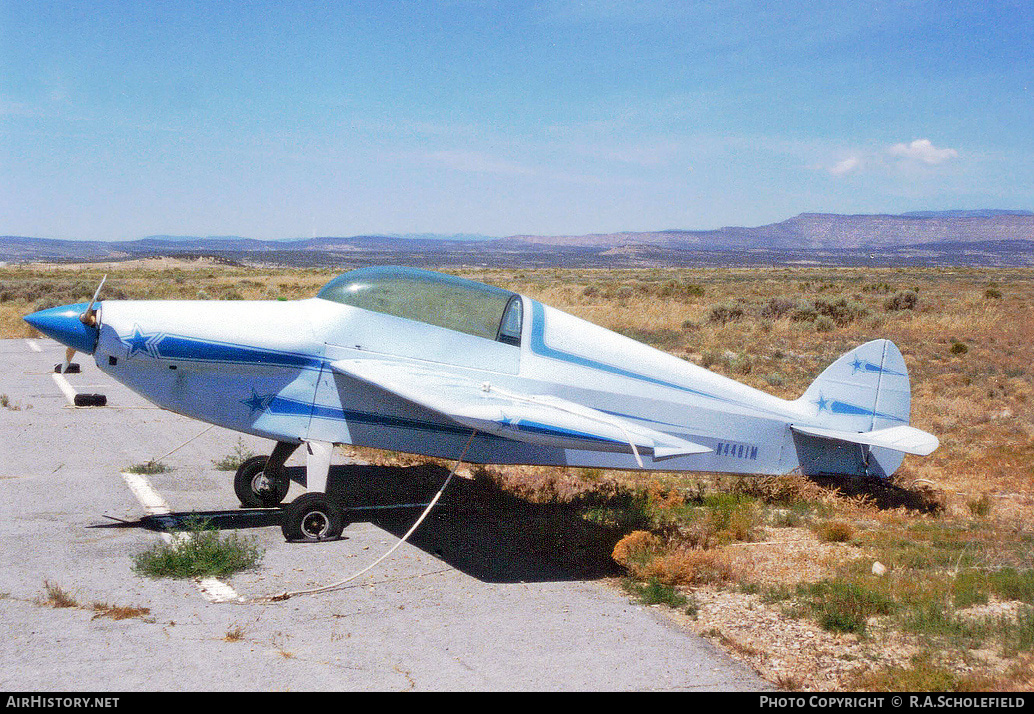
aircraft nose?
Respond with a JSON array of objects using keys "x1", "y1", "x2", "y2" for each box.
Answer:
[{"x1": 23, "y1": 302, "x2": 100, "y2": 354}]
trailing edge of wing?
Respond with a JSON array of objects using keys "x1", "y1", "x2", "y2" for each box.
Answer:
[
  {"x1": 330, "y1": 358, "x2": 710, "y2": 462},
  {"x1": 790, "y1": 424, "x2": 939, "y2": 456}
]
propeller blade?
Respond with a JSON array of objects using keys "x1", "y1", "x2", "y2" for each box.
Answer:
[
  {"x1": 60, "y1": 346, "x2": 76, "y2": 374},
  {"x1": 79, "y1": 274, "x2": 107, "y2": 326}
]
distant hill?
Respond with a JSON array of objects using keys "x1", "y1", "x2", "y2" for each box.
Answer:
[
  {"x1": 898, "y1": 209, "x2": 1034, "y2": 219},
  {"x1": 2, "y1": 210, "x2": 1032, "y2": 266},
  {"x1": 505, "y1": 210, "x2": 1034, "y2": 250}
]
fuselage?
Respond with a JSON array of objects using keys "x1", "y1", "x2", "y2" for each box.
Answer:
[{"x1": 86, "y1": 286, "x2": 816, "y2": 475}]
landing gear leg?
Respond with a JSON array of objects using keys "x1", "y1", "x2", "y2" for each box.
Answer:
[
  {"x1": 234, "y1": 441, "x2": 298, "y2": 508},
  {"x1": 281, "y1": 440, "x2": 345, "y2": 542}
]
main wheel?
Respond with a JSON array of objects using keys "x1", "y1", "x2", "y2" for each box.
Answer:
[
  {"x1": 281, "y1": 493, "x2": 345, "y2": 542},
  {"x1": 234, "y1": 455, "x2": 291, "y2": 508}
]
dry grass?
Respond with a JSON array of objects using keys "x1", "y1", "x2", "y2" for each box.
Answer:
[
  {"x1": 35, "y1": 581, "x2": 151, "y2": 621},
  {"x1": 814, "y1": 520, "x2": 856, "y2": 543},
  {"x1": 91, "y1": 603, "x2": 151, "y2": 621},
  {"x1": 40, "y1": 581, "x2": 79, "y2": 609}
]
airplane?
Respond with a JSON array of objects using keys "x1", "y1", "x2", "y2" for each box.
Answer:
[{"x1": 24, "y1": 265, "x2": 938, "y2": 542}]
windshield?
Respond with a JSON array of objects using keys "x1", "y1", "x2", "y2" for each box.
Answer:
[{"x1": 317, "y1": 266, "x2": 521, "y2": 344}]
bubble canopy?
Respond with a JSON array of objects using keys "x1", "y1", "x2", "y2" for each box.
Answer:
[{"x1": 316, "y1": 266, "x2": 522, "y2": 345}]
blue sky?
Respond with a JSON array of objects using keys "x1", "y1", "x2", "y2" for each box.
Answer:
[{"x1": 1, "y1": 1, "x2": 1031, "y2": 240}]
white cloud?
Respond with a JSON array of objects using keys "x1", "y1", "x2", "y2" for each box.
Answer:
[
  {"x1": 818, "y1": 139, "x2": 960, "y2": 178},
  {"x1": 829, "y1": 155, "x2": 861, "y2": 176},
  {"x1": 888, "y1": 138, "x2": 959, "y2": 165}
]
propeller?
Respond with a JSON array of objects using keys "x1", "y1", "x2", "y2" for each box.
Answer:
[
  {"x1": 79, "y1": 274, "x2": 107, "y2": 327},
  {"x1": 60, "y1": 346, "x2": 76, "y2": 374},
  {"x1": 57, "y1": 275, "x2": 106, "y2": 374}
]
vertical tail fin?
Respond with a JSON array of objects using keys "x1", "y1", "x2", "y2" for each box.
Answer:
[
  {"x1": 793, "y1": 339, "x2": 915, "y2": 477},
  {"x1": 797, "y1": 338, "x2": 911, "y2": 431}
]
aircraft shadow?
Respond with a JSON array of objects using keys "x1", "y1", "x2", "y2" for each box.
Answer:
[
  {"x1": 807, "y1": 474, "x2": 946, "y2": 514},
  {"x1": 92, "y1": 463, "x2": 626, "y2": 584},
  {"x1": 319, "y1": 463, "x2": 625, "y2": 584}
]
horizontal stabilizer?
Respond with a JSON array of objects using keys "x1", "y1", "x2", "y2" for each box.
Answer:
[
  {"x1": 652, "y1": 443, "x2": 712, "y2": 460},
  {"x1": 791, "y1": 424, "x2": 939, "y2": 456}
]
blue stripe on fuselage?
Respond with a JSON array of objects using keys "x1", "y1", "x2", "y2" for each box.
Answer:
[
  {"x1": 154, "y1": 334, "x2": 323, "y2": 370},
  {"x1": 259, "y1": 392, "x2": 492, "y2": 438},
  {"x1": 528, "y1": 300, "x2": 771, "y2": 415}
]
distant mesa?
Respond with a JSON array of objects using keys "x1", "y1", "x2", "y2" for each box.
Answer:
[
  {"x1": 503, "y1": 210, "x2": 1034, "y2": 256},
  {"x1": 2, "y1": 210, "x2": 1032, "y2": 267}
]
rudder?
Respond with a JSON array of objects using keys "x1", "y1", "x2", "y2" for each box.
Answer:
[
  {"x1": 797, "y1": 339, "x2": 911, "y2": 431},
  {"x1": 794, "y1": 339, "x2": 912, "y2": 477}
]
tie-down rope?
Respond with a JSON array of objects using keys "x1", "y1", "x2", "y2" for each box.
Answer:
[{"x1": 253, "y1": 430, "x2": 477, "y2": 603}]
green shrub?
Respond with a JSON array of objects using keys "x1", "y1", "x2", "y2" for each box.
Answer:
[
  {"x1": 967, "y1": 493, "x2": 991, "y2": 517},
  {"x1": 624, "y1": 577, "x2": 689, "y2": 609},
  {"x1": 707, "y1": 302, "x2": 745, "y2": 324},
  {"x1": 885, "y1": 290, "x2": 919, "y2": 311},
  {"x1": 703, "y1": 493, "x2": 762, "y2": 542},
  {"x1": 1009, "y1": 606, "x2": 1034, "y2": 653},
  {"x1": 802, "y1": 579, "x2": 895, "y2": 635},
  {"x1": 988, "y1": 568, "x2": 1034, "y2": 604},
  {"x1": 852, "y1": 652, "x2": 978, "y2": 691},
  {"x1": 760, "y1": 297, "x2": 797, "y2": 319},
  {"x1": 656, "y1": 279, "x2": 705, "y2": 300},
  {"x1": 125, "y1": 461, "x2": 171, "y2": 475},
  {"x1": 212, "y1": 438, "x2": 256, "y2": 471},
  {"x1": 133, "y1": 516, "x2": 264, "y2": 579}
]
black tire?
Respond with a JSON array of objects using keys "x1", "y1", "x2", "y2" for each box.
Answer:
[
  {"x1": 234, "y1": 455, "x2": 290, "y2": 508},
  {"x1": 281, "y1": 493, "x2": 345, "y2": 542}
]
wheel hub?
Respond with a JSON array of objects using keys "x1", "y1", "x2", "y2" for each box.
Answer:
[
  {"x1": 251, "y1": 471, "x2": 272, "y2": 495},
  {"x1": 300, "y1": 510, "x2": 330, "y2": 539}
]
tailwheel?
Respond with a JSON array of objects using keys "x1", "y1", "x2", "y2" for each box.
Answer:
[
  {"x1": 234, "y1": 455, "x2": 291, "y2": 508},
  {"x1": 281, "y1": 493, "x2": 345, "y2": 542}
]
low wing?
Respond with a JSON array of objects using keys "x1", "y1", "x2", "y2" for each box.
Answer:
[
  {"x1": 790, "y1": 423, "x2": 939, "y2": 456},
  {"x1": 330, "y1": 358, "x2": 710, "y2": 465}
]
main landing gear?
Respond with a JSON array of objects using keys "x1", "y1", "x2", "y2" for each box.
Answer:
[
  {"x1": 280, "y1": 440, "x2": 345, "y2": 542},
  {"x1": 233, "y1": 441, "x2": 296, "y2": 508},
  {"x1": 233, "y1": 439, "x2": 347, "y2": 542},
  {"x1": 281, "y1": 492, "x2": 344, "y2": 542}
]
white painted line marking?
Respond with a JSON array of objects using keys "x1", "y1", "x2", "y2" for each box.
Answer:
[
  {"x1": 26, "y1": 339, "x2": 42, "y2": 353},
  {"x1": 121, "y1": 471, "x2": 171, "y2": 516},
  {"x1": 51, "y1": 372, "x2": 77, "y2": 405},
  {"x1": 196, "y1": 577, "x2": 243, "y2": 603},
  {"x1": 120, "y1": 471, "x2": 243, "y2": 604}
]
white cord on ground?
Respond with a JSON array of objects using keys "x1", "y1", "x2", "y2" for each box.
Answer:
[
  {"x1": 257, "y1": 430, "x2": 478, "y2": 603},
  {"x1": 151, "y1": 423, "x2": 217, "y2": 464}
]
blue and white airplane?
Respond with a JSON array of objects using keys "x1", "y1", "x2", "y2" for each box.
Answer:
[{"x1": 25, "y1": 266, "x2": 938, "y2": 542}]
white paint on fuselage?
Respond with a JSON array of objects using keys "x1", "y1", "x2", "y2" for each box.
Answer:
[{"x1": 92, "y1": 295, "x2": 823, "y2": 475}]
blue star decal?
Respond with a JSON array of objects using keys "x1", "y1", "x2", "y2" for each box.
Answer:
[
  {"x1": 814, "y1": 393, "x2": 830, "y2": 414},
  {"x1": 848, "y1": 353, "x2": 906, "y2": 377},
  {"x1": 242, "y1": 389, "x2": 276, "y2": 414},
  {"x1": 121, "y1": 326, "x2": 163, "y2": 359}
]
